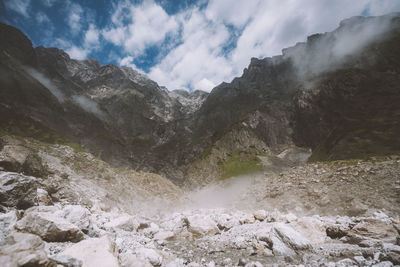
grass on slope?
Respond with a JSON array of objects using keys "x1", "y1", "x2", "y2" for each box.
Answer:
[
  {"x1": 219, "y1": 151, "x2": 263, "y2": 180},
  {"x1": 0, "y1": 106, "x2": 85, "y2": 153}
]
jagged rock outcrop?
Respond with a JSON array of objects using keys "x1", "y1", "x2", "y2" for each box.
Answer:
[{"x1": 0, "y1": 172, "x2": 38, "y2": 209}]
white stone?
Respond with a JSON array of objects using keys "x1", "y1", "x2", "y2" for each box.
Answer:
[
  {"x1": 187, "y1": 215, "x2": 219, "y2": 236},
  {"x1": 15, "y1": 208, "x2": 84, "y2": 242},
  {"x1": 120, "y1": 253, "x2": 152, "y2": 267},
  {"x1": 60, "y1": 205, "x2": 91, "y2": 231},
  {"x1": 104, "y1": 214, "x2": 139, "y2": 232},
  {"x1": 0, "y1": 210, "x2": 17, "y2": 244},
  {"x1": 154, "y1": 231, "x2": 174, "y2": 241},
  {"x1": 136, "y1": 247, "x2": 162, "y2": 266},
  {"x1": 60, "y1": 236, "x2": 119, "y2": 267},
  {"x1": 272, "y1": 223, "x2": 311, "y2": 251},
  {"x1": 253, "y1": 210, "x2": 267, "y2": 221}
]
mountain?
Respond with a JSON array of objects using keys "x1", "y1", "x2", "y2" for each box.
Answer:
[
  {"x1": 1, "y1": 14, "x2": 400, "y2": 185},
  {"x1": 1, "y1": 13, "x2": 400, "y2": 267}
]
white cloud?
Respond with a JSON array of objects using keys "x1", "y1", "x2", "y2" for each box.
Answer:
[
  {"x1": 42, "y1": 0, "x2": 57, "y2": 7},
  {"x1": 147, "y1": 0, "x2": 400, "y2": 92},
  {"x1": 36, "y1": 12, "x2": 50, "y2": 24},
  {"x1": 102, "y1": 27, "x2": 126, "y2": 46},
  {"x1": 57, "y1": 24, "x2": 100, "y2": 60},
  {"x1": 119, "y1": 55, "x2": 138, "y2": 69},
  {"x1": 194, "y1": 78, "x2": 216, "y2": 93},
  {"x1": 66, "y1": 45, "x2": 89, "y2": 60},
  {"x1": 84, "y1": 24, "x2": 100, "y2": 46},
  {"x1": 67, "y1": 3, "x2": 83, "y2": 34},
  {"x1": 102, "y1": 0, "x2": 178, "y2": 56},
  {"x1": 59, "y1": 0, "x2": 398, "y2": 92},
  {"x1": 4, "y1": 0, "x2": 31, "y2": 17}
]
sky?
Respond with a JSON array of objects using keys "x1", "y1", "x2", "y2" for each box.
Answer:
[{"x1": 1, "y1": 0, "x2": 400, "y2": 92}]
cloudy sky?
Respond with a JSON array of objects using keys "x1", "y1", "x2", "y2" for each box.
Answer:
[{"x1": 1, "y1": 0, "x2": 400, "y2": 92}]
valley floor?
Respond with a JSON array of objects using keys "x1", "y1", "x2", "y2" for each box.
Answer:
[{"x1": 0, "y1": 136, "x2": 399, "y2": 267}]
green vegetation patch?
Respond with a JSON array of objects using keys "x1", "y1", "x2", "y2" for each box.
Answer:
[
  {"x1": 219, "y1": 151, "x2": 264, "y2": 180},
  {"x1": 0, "y1": 108, "x2": 85, "y2": 153}
]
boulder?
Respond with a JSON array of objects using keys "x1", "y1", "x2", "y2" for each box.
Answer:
[
  {"x1": 15, "y1": 207, "x2": 84, "y2": 242},
  {"x1": 104, "y1": 214, "x2": 139, "y2": 232},
  {"x1": 136, "y1": 247, "x2": 163, "y2": 266},
  {"x1": 60, "y1": 236, "x2": 118, "y2": 267},
  {"x1": 187, "y1": 215, "x2": 219, "y2": 236},
  {"x1": 22, "y1": 153, "x2": 48, "y2": 177},
  {"x1": 253, "y1": 210, "x2": 267, "y2": 221},
  {"x1": 36, "y1": 188, "x2": 53, "y2": 206},
  {"x1": 0, "y1": 210, "x2": 17, "y2": 245},
  {"x1": 0, "y1": 140, "x2": 30, "y2": 172},
  {"x1": 0, "y1": 171, "x2": 38, "y2": 209},
  {"x1": 350, "y1": 219, "x2": 398, "y2": 242},
  {"x1": 50, "y1": 254, "x2": 83, "y2": 267},
  {"x1": 269, "y1": 223, "x2": 312, "y2": 256},
  {"x1": 60, "y1": 205, "x2": 91, "y2": 232},
  {"x1": 120, "y1": 253, "x2": 153, "y2": 267},
  {"x1": 290, "y1": 217, "x2": 327, "y2": 244},
  {"x1": 154, "y1": 231, "x2": 174, "y2": 241},
  {"x1": 0, "y1": 232, "x2": 56, "y2": 267}
]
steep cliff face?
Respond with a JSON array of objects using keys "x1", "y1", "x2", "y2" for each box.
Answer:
[{"x1": 1, "y1": 14, "x2": 400, "y2": 184}]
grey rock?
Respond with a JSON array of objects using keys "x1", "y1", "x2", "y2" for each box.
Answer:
[
  {"x1": 15, "y1": 207, "x2": 85, "y2": 242},
  {"x1": 60, "y1": 236, "x2": 119, "y2": 267},
  {"x1": 0, "y1": 171, "x2": 38, "y2": 209},
  {"x1": 50, "y1": 254, "x2": 82, "y2": 267},
  {"x1": 0, "y1": 232, "x2": 56, "y2": 267},
  {"x1": 0, "y1": 210, "x2": 17, "y2": 245}
]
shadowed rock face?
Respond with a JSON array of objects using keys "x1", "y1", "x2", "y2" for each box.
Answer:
[{"x1": 1, "y1": 14, "x2": 400, "y2": 183}]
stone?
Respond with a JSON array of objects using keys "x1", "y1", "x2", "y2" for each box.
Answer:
[
  {"x1": 60, "y1": 205, "x2": 91, "y2": 232},
  {"x1": 350, "y1": 219, "x2": 398, "y2": 241},
  {"x1": 335, "y1": 258, "x2": 355, "y2": 267},
  {"x1": 50, "y1": 254, "x2": 83, "y2": 267},
  {"x1": 60, "y1": 236, "x2": 118, "y2": 267},
  {"x1": 291, "y1": 217, "x2": 326, "y2": 244},
  {"x1": 0, "y1": 210, "x2": 17, "y2": 245},
  {"x1": 0, "y1": 171, "x2": 38, "y2": 209},
  {"x1": 0, "y1": 232, "x2": 56, "y2": 267},
  {"x1": 353, "y1": 255, "x2": 366, "y2": 265},
  {"x1": 164, "y1": 258, "x2": 186, "y2": 267},
  {"x1": 136, "y1": 247, "x2": 162, "y2": 266},
  {"x1": 154, "y1": 231, "x2": 174, "y2": 241},
  {"x1": 253, "y1": 210, "x2": 267, "y2": 221},
  {"x1": 371, "y1": 261, "x2": 393, "y2": 267},
  {"x1": 245, "y1": 261, "x2": 263, "y2": 267},
  {"x1": 238, "y1": 258, "x2": 248, "y2": 266},
  {"x1": 104, "y1": 214, "x2": 139, "y2": 232},
  {"x1": 15, "y1": 207, "x2": 85, "y2": 242},
  {"x1": 142, "y1": 222, "x2": 160, "y2": 237},
  {"x1": 120, "y1": 253, "x2": 153, "y2": 267},
  {"x1": 22, "y1": 153, "x2": 48, "y2": 177},
  {"x1": 272, "y1": 223, "x2": 312, "y2": 251},
  {"x1": 0, "y1": 140, "x2": 30, "y2": 172},
  {"x1": 187, "y1": 215, "x2": 219, "y2": 236},
  {"x1": 36, "y1": 188, "x2": 53, "y2": 205}
]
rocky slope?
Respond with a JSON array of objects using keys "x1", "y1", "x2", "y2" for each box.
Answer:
[{"x1": 0, "y1": 135, "x2": 399, "y2": 266}]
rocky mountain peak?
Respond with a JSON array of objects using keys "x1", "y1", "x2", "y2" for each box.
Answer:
[{"x1": 0, "y1": 22, "x2": 37, "y2": 66}]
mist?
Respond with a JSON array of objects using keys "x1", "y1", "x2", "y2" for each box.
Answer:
[
  {"x1": 72, "y1": 95, "x2": 105, "y2": 118},
  {"x1": 24, "y1": 67, "x2": 65, "y2": 101},
  {"x1": 282, "y1": 14, "x2": 398, "y2": 81}
]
